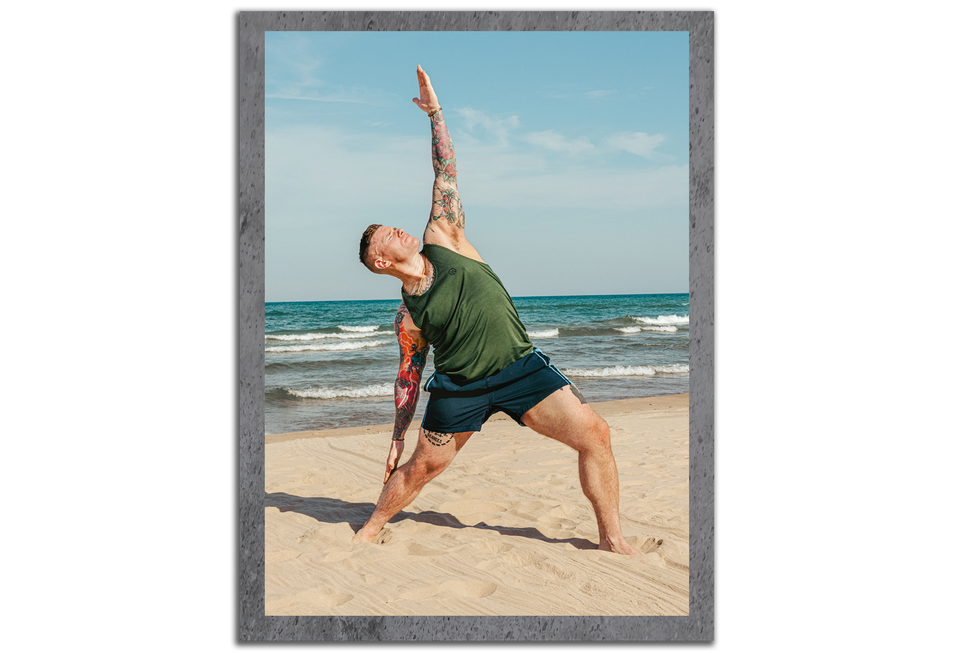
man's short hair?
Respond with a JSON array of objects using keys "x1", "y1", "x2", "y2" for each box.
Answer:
[{"x1": 358, "y1": 224, "x2": 383, "y2": 273}]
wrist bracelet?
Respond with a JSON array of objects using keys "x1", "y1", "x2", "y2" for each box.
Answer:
[{"x1": 428, "y1": 107, "x2": 442, "y2": 117}]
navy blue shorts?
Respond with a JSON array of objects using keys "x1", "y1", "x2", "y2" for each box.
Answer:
[{"x1": 420, "y1": 349, "x2": 572, "y2": 434}]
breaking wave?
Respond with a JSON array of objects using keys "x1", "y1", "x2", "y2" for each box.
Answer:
[
  {"x1": 265, "y1": 340, "x2": 388, "y2": 354},
  {"x1": 563, "y1": 364, "x2": 689, "y2": 377},
  {"x1": 281, "y1": 384, "x2": 394, "y2": 400}
]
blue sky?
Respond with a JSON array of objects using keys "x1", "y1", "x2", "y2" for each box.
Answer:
[{"x1": 266, "y1": 31, "x2": 689, "y2": 301}]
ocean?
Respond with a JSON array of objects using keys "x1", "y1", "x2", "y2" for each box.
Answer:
[{"x1": 265, "y1": 294, "x2": 689, "y2": 435}]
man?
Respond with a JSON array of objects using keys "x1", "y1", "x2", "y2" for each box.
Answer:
[{"x1": 353, "y1": 66, "x2": 640, "y2": 555}]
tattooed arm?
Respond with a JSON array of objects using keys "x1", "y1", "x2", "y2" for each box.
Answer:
[
  {"x1": 412, "y1": 65, "x2": 468, "y2": 250},
  {"x1": 384, "y1": 302, "x2": 429, "y2": 483},
  {"x1": 427, "y1": 110, "x2": 464, "y2": 229}
]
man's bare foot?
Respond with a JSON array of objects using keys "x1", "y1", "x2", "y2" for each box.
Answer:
[
  {"x1": 351, "y1": 529, "x2": 372, "y2": 544},
  {"x1": 599, "y1": 537, "x2": 643, "y2": 555},
  {"x1": 352, "y1": 526, "x2": 392, "y2": 545}
]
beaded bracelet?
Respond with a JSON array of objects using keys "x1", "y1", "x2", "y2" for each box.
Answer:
[{"x1": 428, "y1": 107, "x2": 443, "y2": 117}]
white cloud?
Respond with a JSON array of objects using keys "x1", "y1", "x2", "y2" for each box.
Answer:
[
  {"x1": 524, "y1": 130, "x2": 595, "y2": 155},
  {"x1": 265, "y1": 125, "x2": 430, "y2": 217},
  {"x1": 606, "y1": 132, "x2": 666, "y2": 157},
  {"x1": 456, "y1": 107, "x2": 520, "y2": 142},
  {"x1": 266, "y1": 87, "x2": 388, "y2": 105},
  {"x1": 266, "y1": 122, "x2": 684, "y2": 227},
  {"x1": 586, "y1": 90, "x2": 613, "y2": 99},
  {"x1": 266, "y1": 39, "x2": 391, "y2": 106},
  {"x1": 461, "y1": 163, "x2": 689, "y2": 211},
  {"x1": 268, "y1": 46, "x2": 322, "y2": 92}
]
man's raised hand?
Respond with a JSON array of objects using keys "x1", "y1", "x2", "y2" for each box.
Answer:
[{"x1": 412, "y1": 65, "x2": 441, "y2": 114}]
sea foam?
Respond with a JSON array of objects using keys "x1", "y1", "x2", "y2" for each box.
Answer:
[
  {"x1": 338, "y1": 325, "x2": 381, "y2": 332},
  {"x1": 265, "y1": 340, "x2": 388, "y2": 354},
  {"x1": 528, "y1": 328, "x2": 560, "y2": 338},
  {"x1": 563, "y1": 364, "x2": 690, "y2": 377},
  {"x1": 635, "y1": 315, "x2": 689, "y2": 325},
  {"x1": 266, "y1": 330, "x2": 393, "y2": 342},
  {"x1": 285, "y1": 383, "x2": 393, "y2": 399}
]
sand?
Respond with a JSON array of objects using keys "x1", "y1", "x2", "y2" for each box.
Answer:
[{"x1": 264, "y1": 393, "x2": 689, "y2": 616}]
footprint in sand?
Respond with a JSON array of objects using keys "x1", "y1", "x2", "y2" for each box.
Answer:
[
  {"x1": 316, "y1": 592, "x2": 354, "y2": 607},
  {"x1": 397, "y1": 585, "x2": 441, "y2": 600},
  {"x1": 632, "y1": 537, "x2": 665, "y2": 554},
  {"x1": 461, "y1": 487, "x2": 508, "y2": 500},
  {"x1": 406, "y1": 542, "x2": 446, "y2": 557},
  {"x1": 267, "y1": 550, "x2": 301, "y2": 563},
  {"x1": 300, "y1": 591, "x2": 354, "y2": 609},
  {"x1": 398, "y1": 580, "x2": 497, "y2": 601},
  {"x1": 438, "y1": 499, "x2": 506, "y2": 516},
  {"x1": 471, "y1": 539, "x2": 511, "y2": 556},
  {"x1": 268, "y1": 589, "x2": 354, "y2": 615},
  {"x1": 322, "y1": 550, "x2": 353, "y2": 562}
]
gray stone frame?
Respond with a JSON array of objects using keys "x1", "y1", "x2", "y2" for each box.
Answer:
[{"x1": 239, "y1": 11, "x2": 713, "y2": 641}]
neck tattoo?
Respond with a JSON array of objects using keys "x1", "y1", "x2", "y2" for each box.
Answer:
[{"x1": 412, "y1": 257, "x2": 429, "y2": 296}]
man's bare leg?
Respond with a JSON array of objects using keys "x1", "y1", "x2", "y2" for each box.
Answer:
[
  {"x1": 521, "y1": 385, "x2": 641, "y2": 555},
  {"x1": 352, "y1": 428, "x2": 474, "y2": 543}
]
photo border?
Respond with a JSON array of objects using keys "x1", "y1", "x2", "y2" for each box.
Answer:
[{"x1": 239, "y1": 10, "x2": 713, "y2": 641}]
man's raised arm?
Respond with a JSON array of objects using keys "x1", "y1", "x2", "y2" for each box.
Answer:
[
  {"x1": 412, "y1": 66, "x2": 465, "y2": 239},
  {"x1": 383, "y1": 303, "x2": 429, "y2": 483}
]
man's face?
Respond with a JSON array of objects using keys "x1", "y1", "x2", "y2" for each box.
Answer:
[{"x1": 370, "y1": 226, "x2": 419, "y2": 271}]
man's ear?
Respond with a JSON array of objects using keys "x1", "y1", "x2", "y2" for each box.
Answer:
[{"x1": 374, "y1": 258, "x2": 391, "y2": 271}]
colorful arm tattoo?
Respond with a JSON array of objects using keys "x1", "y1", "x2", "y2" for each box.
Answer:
[
  {"x1": 429, "y1": 111, "x2": 465, "y2": 229},
  {"x1": 392, "y1": 304, "x2": 429, "y2": 440}
]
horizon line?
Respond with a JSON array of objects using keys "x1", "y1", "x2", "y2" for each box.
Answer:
[{"x1": 265, "y1": 290, "x2": 690, "y2": 304}]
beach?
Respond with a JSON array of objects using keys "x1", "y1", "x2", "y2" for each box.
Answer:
[{"x1": 265, "y1": 393, "x2": 689, "y2": 616}]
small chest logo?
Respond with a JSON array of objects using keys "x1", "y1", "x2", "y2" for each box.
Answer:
[{"x1": 449, "y1": 268, "x2": 457, "y2": 275}]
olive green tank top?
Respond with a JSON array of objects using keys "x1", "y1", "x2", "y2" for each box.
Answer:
[{"x1": 401, "y1": 244, "x2": 533, "y2": 386}]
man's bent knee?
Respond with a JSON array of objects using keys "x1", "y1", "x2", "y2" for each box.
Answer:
[
  {"x1": 402, "y1": 455, "x2": 449, "y2": 486},
  {"x1": 581, "y1": 412, "x2": 611, "y2": 451},
  {"x1": 408, "y1": 429, "x2": 467, "y2": 482}
]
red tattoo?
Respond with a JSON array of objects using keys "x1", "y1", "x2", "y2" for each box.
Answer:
[{"x1": 393, "y1": 305, "x2": 428, "y2": 438}]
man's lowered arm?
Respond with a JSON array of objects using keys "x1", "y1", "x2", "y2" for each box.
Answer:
[{"x1": 384, "y1": 303, "x2": 429, "y2": 483}]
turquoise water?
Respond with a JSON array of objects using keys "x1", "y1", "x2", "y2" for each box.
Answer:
[{"x1": 265, "y1": 294, "x2": 689, "y2": 434}]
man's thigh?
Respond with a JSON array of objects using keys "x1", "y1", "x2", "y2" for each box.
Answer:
[
  {"x1": 520, "y1": 385, "x2": 605, "y2": 450},
  {"x1": 408, "y1": 427, "x2": 475, "y2": 470}
]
